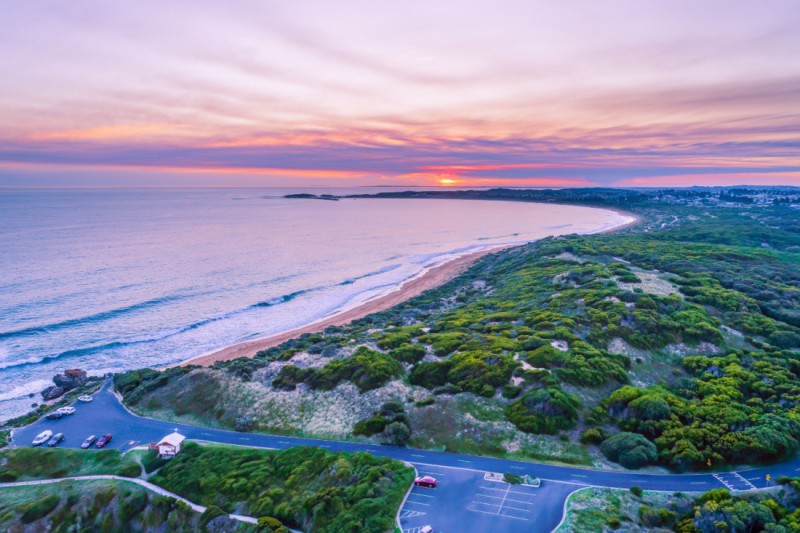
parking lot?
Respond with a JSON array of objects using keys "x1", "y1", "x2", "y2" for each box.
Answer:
[
  {"x1": 466, "y1": 476, "x2": 539, "y2": 521},
  {"x1": 399, "y1": 464, "x2": 578, "y2": 533}
]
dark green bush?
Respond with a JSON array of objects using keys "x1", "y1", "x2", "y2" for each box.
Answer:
[
  {"x1": 600, "y1": 432, "x2": 658, "y2": 469},
  {"x1": 506, "y1": 387, "x2": 580, "y2": 434}
]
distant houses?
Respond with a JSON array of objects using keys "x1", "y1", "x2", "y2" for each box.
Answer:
[{"x1": 156, "y1": 431, "x2": 186, "y2": 458}]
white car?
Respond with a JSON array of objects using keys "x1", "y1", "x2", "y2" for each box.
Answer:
[
  {"x1": 32, "y1": 430, "x2": 53, "y2": 446},
  {"x1": 57, "y1": 406, "x2": 76, "y2": 415},
  {"x1": 78, "y1": 395, "x2": 93, "y2": 402},
  {"x1": 420, "y1": 526, "x2": 435, "y2": 533}
]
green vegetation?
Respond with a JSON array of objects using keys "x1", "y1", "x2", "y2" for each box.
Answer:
[
  {"x1": 563, "y1": 478, "x2": 800, "y2": 533},
  {"x1": 117, "y1": 188, "x2": 800, "y2": 471},
  {"x1": 0, "y1": 447, "x2": 140, "y2": 482},
  {"x1": 354, "y1": 400, "x2": 412, "y2": 446},
  {"x1": 0, "y1": 444, "x2": 412, "y2": 532},
  {"x1": 506, "y1": 387, "x2": 580, "y2": 434},
  {"x1": 0, "y1": 480, "x2": 217, "y2": 531},
  {"x1": 150, "y1": 442, "x2": 413, "y2": 532},
  {"x1": 274, "y1": 347, "x2": 403, "y2": 392},
  {"x1": 600, "y1": 432, "x2": 658, "y2": 469}
]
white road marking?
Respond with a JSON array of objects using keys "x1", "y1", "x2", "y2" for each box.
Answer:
[
  {"x1": 496, "y1": 484, "x2": 511, "y2": 515},
  {"x1": 467, "y1": 507, "x2": 529, "y2": 521},
  {"x1": 403, "y1": 500, "x2": 430, "y2": 507}
]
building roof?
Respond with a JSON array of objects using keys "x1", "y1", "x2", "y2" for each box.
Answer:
[{"x1": 158, "y1": 431, "x2": 186, "y2": 447}]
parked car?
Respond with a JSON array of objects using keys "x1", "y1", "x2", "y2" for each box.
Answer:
[
  {"x1": 78, "y1": 395, "x2": 93, "y2": 402},
  {"x1": 420, "y1": 527, "x2": 435, "y2": 533},
  {"x1": 96, "y1": 433, "x2": 112, "y2": 448},
  {"x1": 32, "y1": 430, "x2": 53, "y2": 446},
  {"x1": 57, "y1": 406, "x2": 76, "y2": 415},
  {"x1": 81, "y1": 435, "x2": 97, "y2": 449},
  {"x1": 414, "y1": 476, "x2": 438, "y2": 488},
  {"x1": 45, "y1": 411, "x2": 64, "y2": 420},
  {"x1": 47, "y1": 433, "x2": 64, "y2": 447}
]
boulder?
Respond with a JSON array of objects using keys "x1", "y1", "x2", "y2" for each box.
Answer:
[
  {"x1": 41, "y1": 386, "x2": 65, "y2": 401},
  {"x1": 53, "y1": 368, "x2": 88, "y2": 390}
]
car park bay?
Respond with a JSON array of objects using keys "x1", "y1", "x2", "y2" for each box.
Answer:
[{"x1": 399, "y1": 465, "x2": 579, "y2": 533}]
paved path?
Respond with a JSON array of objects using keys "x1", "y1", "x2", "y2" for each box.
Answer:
[{"x1": 9, "y1": 380, "x2": 794, "y2": 532}]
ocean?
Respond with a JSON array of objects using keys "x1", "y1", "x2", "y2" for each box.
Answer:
[{"x1": 0, "y1": 188, "x2": 630, "y2": 421}]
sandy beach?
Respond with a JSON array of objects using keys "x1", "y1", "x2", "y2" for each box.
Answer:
[
  {"x1": 182, "y1": 247, "x2": 505, "y2": 366},
  {"x1": 183, "y1": 210, "x2": 638, "y2": 367}
]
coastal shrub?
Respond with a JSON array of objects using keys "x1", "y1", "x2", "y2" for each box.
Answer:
[
  {"x1": 382, "y1": 421, "x2": 411, "y2": 446},
  {"x1": 505, "y1": 388, "x2": 580, "y2": 434},
  {"x1": 419, "y1": 332, "x2": 469, "y2": 356},
  {"x1": 272, "y1": 365, "x2": 312, "y2": 391},
  {"x1": 353, "y1": 415, "x2": 389, "y2": 436},
  {"x1": 258, "y1": 516, "x2": 290, "y2": 532},
  {"x1": 389, "y1": 344, "x2": 427, "y2": 364},
  {"x1": 354, "y1": 401, "x2": 411, "y2": 439},
  {"x1": 150, "y1": 443, "x2": 413, "y2": 532},
  {"x1": 0, "y1": 448, "x2": 139, "y2": 481},
  {"x1": 580, "y1": 427, "x2": 607, "y2": 445},
  {"x1": 20, "y1": 495, "x2": 60, "y2": 523},
  {"x1": 600, "y1": 432, "x2": 658, "y2": 469}
]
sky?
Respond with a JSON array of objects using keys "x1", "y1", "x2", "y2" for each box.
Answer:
[{"x1": 1, "y1": 0, "x2": 799, "y2": 188}]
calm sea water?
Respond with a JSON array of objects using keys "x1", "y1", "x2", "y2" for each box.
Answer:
[{"x1": 0, "y1": 188, "x2": 630, "y2": 421}]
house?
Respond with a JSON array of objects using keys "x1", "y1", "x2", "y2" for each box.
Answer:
[{"x1": 156, "y1": 431, "x2": 186, "y2": 458}]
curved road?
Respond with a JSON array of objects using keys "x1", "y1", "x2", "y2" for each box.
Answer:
[{"x1": 8, "y1": 381, "x2": 792, "y2": 532}]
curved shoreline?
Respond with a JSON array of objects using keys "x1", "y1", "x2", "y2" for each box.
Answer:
[{"x1": 183, "y1": 207, "x2": 638, "y2": 367}]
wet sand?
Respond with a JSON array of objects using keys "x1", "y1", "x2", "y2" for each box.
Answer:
[
  {"x1": 181, "y1": 247, "x2": 504, "y2": 366},
  {"x1": 182, "y1": 210, "x2": 639, "y2": 367}
]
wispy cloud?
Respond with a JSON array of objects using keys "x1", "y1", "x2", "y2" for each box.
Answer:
[{"x1": 0, "y1": 0, "x2": 799, "y2": 186}]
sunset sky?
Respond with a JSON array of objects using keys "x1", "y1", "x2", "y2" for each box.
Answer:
[{"x1": 1, "y1": 0, "x2": 799, "y2": 187}]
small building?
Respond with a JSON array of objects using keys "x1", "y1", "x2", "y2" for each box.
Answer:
[{"x1": 157, "y1": 431, "x2": 186, "y2": 458}]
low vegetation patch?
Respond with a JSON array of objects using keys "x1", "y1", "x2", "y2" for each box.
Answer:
[
  {"x1": 150, "y1": 442, "x2": 414, "y2": 533},
  {"x1": 0, "y1": 447, "x2": 140, "y2": 482}
]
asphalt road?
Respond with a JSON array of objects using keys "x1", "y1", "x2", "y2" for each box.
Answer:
[{"x1": 9, "y1": 381, "x2": 794, "y2": 532}]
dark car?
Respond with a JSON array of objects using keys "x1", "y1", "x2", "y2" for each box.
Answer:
[
  {"x1": 81, "y1": 435, "x2": 97, "y2": 449},
  {"x1": 47, "y1": 433, "x2": 64, "y2": 447},
  {"x1": 96, "y1": 433, "x2": 112, "y2": 448},
  {"x1": 45, "y1": 411, "x2": 64, "y2": 420}
]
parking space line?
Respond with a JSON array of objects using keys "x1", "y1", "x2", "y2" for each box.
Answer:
[
  {"x1": 471, "y1": 500, "x2": 499, "y2": 507},
  {"x1": 409, "y1": 492, "x2": 435, "y2": 498},
  {"x1": 467, "y1": 507, "x2": 529, "y2": 521},
  {"x1": 496, "y1": 484, "x2": 511, "y2": 515},
  {"x1": 403, "y1": 500, "x2": 431, "y2": 507}
]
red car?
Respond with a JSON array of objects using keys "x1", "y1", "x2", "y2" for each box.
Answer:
[
  {"x1": 96, "y1": 433, "x2": 112, "y2": 448},
  {"x1": 414, "y1": 476, "x2": 438, "y2": 488}
]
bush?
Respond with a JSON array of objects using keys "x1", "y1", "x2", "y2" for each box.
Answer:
[
  {"x1": 258, "y1": 516, "x2": 290, "y2": 532},
  {"x1": 580, "y1": 427, "x2": 607, "y2": 445},
  {"x1": 630, "y1": 486, "x2": 643, "y2": 498},
  {"x1": 600, "y1": 432, "x2": 658, "y2": 469},
  {"x1": 21, "y1": 494, "x2": 60, "y2": 523},
  {"x1": 506, "y1": 388, "x2": 580, "y2": 434},
  {"x1": 353, "y1": 415, "x2": 389, "y2": 436},
  {"x1": 382, "y1": 422, "x2": 411, "y2": 447},
  {"x1": 389, "y1": 344, "x2": 427, "y2": 364}
]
